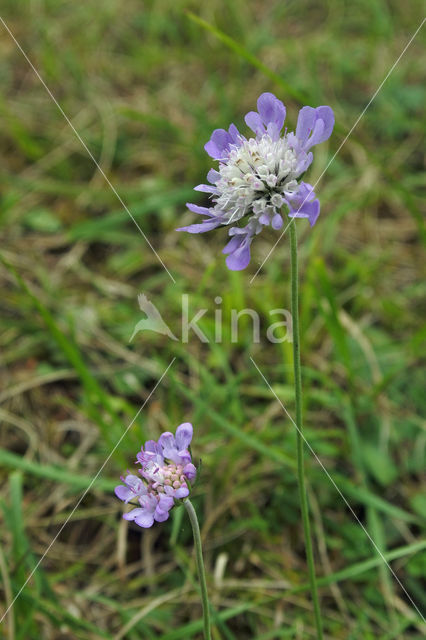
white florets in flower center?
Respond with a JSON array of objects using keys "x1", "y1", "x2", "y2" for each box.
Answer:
[
  {"x1": 143, "y1": 462, "x2": 188, "y2": 494},
  {"x1": 214, "y1": 134, "x2": 298, "y2": 224}
]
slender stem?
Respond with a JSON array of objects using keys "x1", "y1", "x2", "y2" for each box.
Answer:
[
  {"x1": 184, "y1": 499, "x2": 211, "y2": 640},
  {"x1": 289, "y1": 221, "x2": 324, "y2": 640}
]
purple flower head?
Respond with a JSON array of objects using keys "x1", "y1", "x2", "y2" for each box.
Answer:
[
  {"x1": 177, "y1": 93, "x2": 334, "y2": 270},
  {"x1": 115, "y1": 423, "x2": 197, "y2": 529}
]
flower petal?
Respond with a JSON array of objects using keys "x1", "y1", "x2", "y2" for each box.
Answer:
[
  {"x1": 228, "y1": 123, "x2": 243, "y2": 145},
  {"x1": 183, "y1": 462, "x2": 197, "y2": 481},
  {"x1": 158, "y1": 432, "x2": 175, "y2": 451},
  {"x1": 186, "y1": 203, "x2": 214, "y2": 216},
  {"x1": 272, "y1": 213, "x2": 283, "y2": 229},
  {"x1": 244, "y1": 111, "x2": 264, "y2": 137},
  {"x1": 287, "y1": 182, "x2": 320, "y2": 227},
  {"x1": 225, "y1": 239, "x2": 252, "y2": 271},
  {"x1": 175, "y1": 422, "x2": 193, "y2": 450},
  {"x1": 176, "y1": 220, "x2": 222, "y2": 234},
  {"x1": 194, "y1": 184, "x2": 218, "y2": 193},
  {"x1": 204, "y1": 128, "x2": 233, "y2": 159},
  {"x1": 295, "y1": 106, "x2": 316, "y2": 145},
  {"x1": 207, "y1": 169, "x2": 220, "y2": 184},
  {"x1": 306, "y1": 118, "x2": 325, "y2": 149},
  {"x1": 245, "y1": 94, "x2": 286, "y2": 140},
  {"x1": 295, "y1": 105, "x2": 334, "y2": 151},
  {"x1": 257, "y1": 92, "x2": 286, "y2": 138},
  {"x1": 115, "y1": 474, "x2": 146, "y2": 503},
  {"x1": 115, "y1": 485, "x2": 135, "y2": 502},
  {"x1": 154, "y1": 508, "x2": 170, "y2": 523},
  {"x1": 174, "y1": 486, "x2": 190, "y2": 499},
  {"x1": 157, "y1": 495, "x2": 174, "y2": 513},
  {"x1": 123, "y1": 507, "x2": 145, "y2": 521},
  {"x1": 316, "y1": 106, "x2": 334, "y2": 141},
  {"x1": 294, "y1": 150, "x2": 313, "y2": 176},
  {"x1": 154, "y1": 495, "x2": 174, "y2": 522},
  {"x1": 134, "y1": 511, "x2": 155, "y2": 528},
  {"x1": 222, "y1": 235, "x2": 243, "y2": 254},
  {"x1": 158, "y1": 432, "x2": 182, "y2": 464},
  {"x1": 144, "y1": 440, "x2": 161, "y2": 454},
  {"x1": 289, "y1": 200, "x2": 320, "y2": 226}
]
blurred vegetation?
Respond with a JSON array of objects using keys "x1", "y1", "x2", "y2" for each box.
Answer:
[{"x1": 0, "y1": 1, "x2": 425, "y2": 638}]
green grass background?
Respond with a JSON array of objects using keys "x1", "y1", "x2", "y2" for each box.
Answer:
[{"x1": 0, "y1": 1, "x2": 425, "y2": 638}]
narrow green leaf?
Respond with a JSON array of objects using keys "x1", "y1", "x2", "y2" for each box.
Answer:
[{"x1": 0, "y1": 449, "x2": 116, "y2": 492}]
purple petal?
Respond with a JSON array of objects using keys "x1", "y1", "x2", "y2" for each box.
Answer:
[
  {"x1": 115, "y1": 474, "x2": 146, "y2": 503},
  {"x1": 289, "y1": 200, "x2": 320, "y2": 227},
  {"x1": 211, "y1": 129, "x2": 231, "y2": 150},
  {"x1": 295, "y1": 106, "x2": 316, "y2": 144},
  {"x1": 136, "y1": 449, "x2": 162, "y2": 467},
  {"x1": 126, "y1": 494, "x2": 157, "y2": 526},
  {"x1": 144, "y1": 440, "x2": 161, "y2": 454},
  {"x1": 257, "y1": 92, "x2": 286, "y2": 138},
  {"x1": 194, "y1": 184, "x2": 218, "y2": 193},
  {"x1": 174, "y1": 486, "x2": 190, "y2": 499},
  {"x1": 154, "y1": 495, "x2": 174, "y2": 522},
  {"x1": 154, "y1": 508, "x2": 170, "y2": 523},
  {"x1": 123, "y1": 507, "x2": 145, "y2": 521},
  {"x1": 204, "y1": 140, "x2": 220, "y2": 159},
  {"x1": 115, "y1": 485, "x2": 135, "y2": 503},
  {"x1": 158, "y1": 432, "x2": 175, "y2": 451},
  {"x1": 178, "y1": 452, "x2": 192, "y2": 465},
  {"x1": 207, "y1": 169, "x2": 220, "y2": 184},
  {"x1": 134, "y1": 511, "x2": 155, "y2": 528},
  {"x1": 204, "y1": 128, "x2": 233, "y2": 159},
  {"x1": 225, "y1": 241, "x2": 252, "y2": 271},
  {"x1": 159, "y1": 432, "x2": 182, "y2": 464},
  {"x1": 228, "y1": 123, "x2": 243, "y2": 145},
  {"x1": 316, "y1": 106, "x2": 334, "y2": 141},
  {"x1": 183, "y1": 462, "x2": 197, "y2": 481},
  {"x1": 309, "y1": 201, "x2": 320, "y2": 226},
  {"x1": 175, "y1": 422, "x2": 193, "y2": 450},
  {"x1": 295, "y1": 150, "x2": 313, "y2": 175},
  {"x1": 245, "y1": 93, "x2": 286, "y2": 140},
  {"x1": 307, "y1": 118, "x2": 325, "y2": 149},
  {"x1": 289, "y1": 181, "x2": 315, "y2": 203},
  {"x1": 157, "y1": 495, "x2": 174, "y2": 513},
  {"x1": 287, "y1": 182, "x2": 320, "y2": 227},
  {"x1": 186, "y1": 203, "x2": 213, "y2": 216},
  {"x1": 176, "y1": 220, "x2": 222, "y2": 234},
  {"x1": 229, "y1": 226, "x2": 250, "y2": 236},
  {"x1": 223, "y1": 235, "x2": 243, "y2": 255},
  {"x1": 244, "y1": 111, "x2": 264, "y2": 137},
  {"x1": 125, "y1": 474, "x2": 145, "y2": 488},
  {"x1": 272, "y1": 213, "x2": 283, "y2": 230},
  {"x1": 295, "y1": 105, "x2": 334, "y2": 151}
]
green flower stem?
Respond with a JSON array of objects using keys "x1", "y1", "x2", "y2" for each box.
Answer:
[
  {"x1": 183, "y1": 499, "x2": 211, "y2": 640},
  {"x1": 289, "y1": 221, "x2": 324, "y2": 640}
]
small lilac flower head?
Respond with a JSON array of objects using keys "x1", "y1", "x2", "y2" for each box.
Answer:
[
  {"x1": 177, "y1": 93, "x2": 334, "y2": 270},
  {"x1": 115, "y1": 423, "x2": 196, "y2": 528}
]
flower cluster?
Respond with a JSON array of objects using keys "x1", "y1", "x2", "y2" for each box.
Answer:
[
  {"x1": 177, "y1": 93, "x2": 334, "y2": 270},
  {"x1": 115, "y1": 423, "x2": 196, "y2": 528}
]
